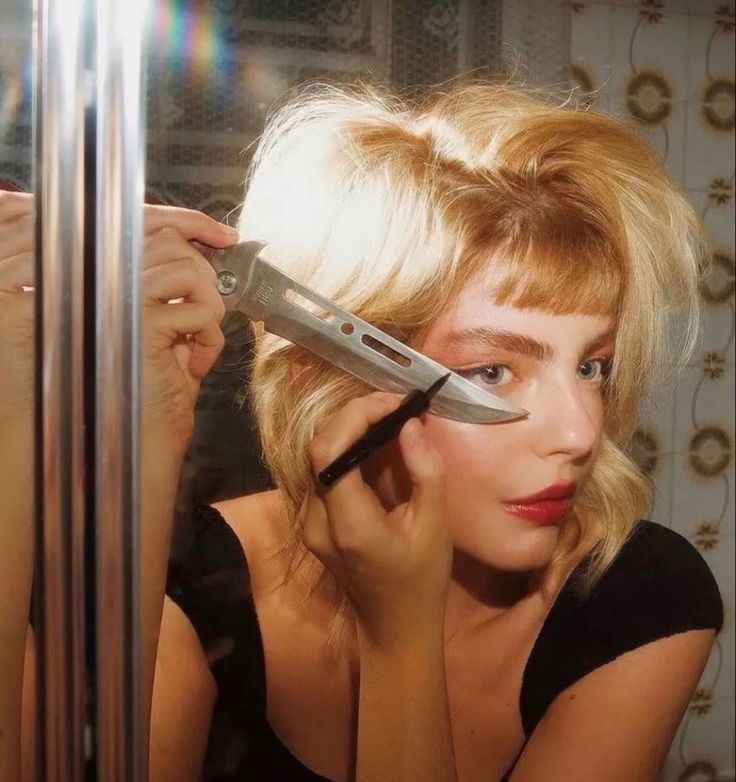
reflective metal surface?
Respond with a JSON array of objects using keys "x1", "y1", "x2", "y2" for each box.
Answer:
[
  {"x1": 34, "y1": 0, "x2": 87, "y2": 778},
  {"x1": 95, "y1": 0, "x2": 148, "y2": 779}
]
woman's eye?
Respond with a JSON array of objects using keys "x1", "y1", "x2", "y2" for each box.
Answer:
[
  {"x1": 454, "y1": 364, "x2": 513, "y2": 388},
  {"x1": 579, "y1": 358, "x2": 610, "y2": 382}
]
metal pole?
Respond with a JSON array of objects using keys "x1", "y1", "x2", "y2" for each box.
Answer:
[
  {"x1": 33, "y1": 0, "x2": 87, "y2": 777},
  {"x1": 95, "y1": 0, "x2": 148, "y2": 778},
  {"x1": 96, "y1": 0, "x2": 148, "y2": 782}
]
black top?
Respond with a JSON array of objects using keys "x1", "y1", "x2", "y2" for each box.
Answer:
[{"x1": 166, "y1": 506, "x2": 724, "y2": 782}]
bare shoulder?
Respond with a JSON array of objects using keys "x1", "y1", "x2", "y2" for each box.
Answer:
[{"x1": 212, "y1": 489, "x2": 284, "y2": 550}]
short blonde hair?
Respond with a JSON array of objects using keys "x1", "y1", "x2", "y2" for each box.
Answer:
[{"x1": 237, "y1": 79, "x2": 708, "y2": 653}]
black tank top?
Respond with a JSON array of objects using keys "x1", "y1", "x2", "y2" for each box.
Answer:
[{"x1": 166, "y1": 505, "x2": 724, "y2": 781}]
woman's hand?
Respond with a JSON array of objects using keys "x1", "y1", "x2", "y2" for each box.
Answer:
[
  {"x1": 0, "y1": 190, "x2": 34, "y2": 426},
  {"x1": 141, "y1": 205, "x2": 239, "y2": 456},
  {"x1": 302, "y1": 392, "x2": 453, "y2": 649}
]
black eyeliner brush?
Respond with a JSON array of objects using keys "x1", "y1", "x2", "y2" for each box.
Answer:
[{"x1": 317, "y1": 372, "x2": 453, "y2": 488}]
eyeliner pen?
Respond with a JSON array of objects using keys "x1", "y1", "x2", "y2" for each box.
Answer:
[{"x1": 317, "y1": 372, "x2": 453, "y2": 487}]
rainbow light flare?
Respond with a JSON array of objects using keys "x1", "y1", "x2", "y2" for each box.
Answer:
[{"x1": 151, "y1": 0, "x2": 225, "y2": 76}]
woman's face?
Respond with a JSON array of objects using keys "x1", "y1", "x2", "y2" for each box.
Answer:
[{"x1": 362, "y1": 262, "x2": 615, "y2": 573}]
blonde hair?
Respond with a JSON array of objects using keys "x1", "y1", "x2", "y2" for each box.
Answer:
[{"x1": 237, "y1": 79, "x2": 709, "y2": 654}]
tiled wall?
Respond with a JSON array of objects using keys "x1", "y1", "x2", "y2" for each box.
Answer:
[{"x1": 571, "y1": 2, "x2": 735, "y2": 780}]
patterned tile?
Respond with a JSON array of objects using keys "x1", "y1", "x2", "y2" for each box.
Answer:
[
  {"x1": 665, "y1": 696, "x2": 736, "y2": 778},
  {"x1": 673, "y1": 362, "x2": 734, "y2": 451},
  {"x1": 684, "y1": 98, "x2": 736, "y2": 190},
  {"x1": 669, "y1": 448, "x2": 734, "y2": 539},
  {"x1": 686, "y1": 11, "x2": 736, "y2": 104},
  {"x1": 639, "y1": 388, "x2": 678, "y2": 456},
  {"x1": 647, "y1": 451, "x2": 676, "y2": 525},
  {"x1": 571, "y1": 2, "x2": 615, "y2": 104},
  {"x1": 697, "y1": 539, "x2": 736, "y2": 698},
  {"x1": 610, "y1": 95, "x2": 687, "y2": 183},
  {"x1": 608, "y1": 4, "x2": 690, "y2": 99}
]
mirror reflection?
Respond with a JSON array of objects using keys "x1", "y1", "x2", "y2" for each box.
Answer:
[
  {"x1": 140, "y1": 4, "x2": 728, "y2": 782},
  {"x1": 0, "y1": 1, "x2": 35, "y2": 780},
  {"x1": 5, "y1": 2, "x2": 733, "y2": 781}
]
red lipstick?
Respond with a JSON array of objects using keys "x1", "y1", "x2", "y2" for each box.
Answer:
[{"x1": 503, "y1": 482, "x2": 577, "y2": 526}]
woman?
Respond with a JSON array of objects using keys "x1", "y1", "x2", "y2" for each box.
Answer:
[{"x1": 5, "y1": 80, "x2": 724, "y2": 782}]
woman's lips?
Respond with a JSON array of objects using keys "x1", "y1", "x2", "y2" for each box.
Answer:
[{"x1": 503, "y1": 499, "x2": 571, "y2": 525}]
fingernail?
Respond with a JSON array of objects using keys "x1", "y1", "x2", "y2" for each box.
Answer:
[{"x1": 221, "y1": 224, "x2": 239, "y2": 235}]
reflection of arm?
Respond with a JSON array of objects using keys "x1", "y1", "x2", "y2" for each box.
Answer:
[
  {"x1": 21, "y1": 626, "x2": 36, "y2": 782},
  {"x1": 357, "y1": 629, "x2": 458, "y2": 782},
  {"x1": 149, "y1": 596, "x2": 217, "y2": 782},
  {"x1": 139, "y1": 441, "x2": 195, "y2": 779},
  {"x1": 0, "y1": 421, "x2": 34, "y2": 782}
]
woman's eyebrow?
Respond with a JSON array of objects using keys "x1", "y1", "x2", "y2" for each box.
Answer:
[{"x1": 437, "y1": 325, "x2": 616, "y2": 362}]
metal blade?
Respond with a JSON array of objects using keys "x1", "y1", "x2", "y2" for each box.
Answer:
[{"x1": 200, "y1": 241, "x2": 528, "y2": 425}]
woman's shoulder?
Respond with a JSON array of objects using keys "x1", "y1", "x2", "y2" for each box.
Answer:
[
  {"x1": 555, "y1": 519, "x2": 724, "y2": 642},
  {"x1": 519, "y1": 520, "x2": 724, "y2": 736},
  {"x1": 210, "y1": 490, "x2": 291, "y2": 598}
]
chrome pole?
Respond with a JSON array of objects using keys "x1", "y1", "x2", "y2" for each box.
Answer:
[
  {"x1": 95, "y1": 0, "x2": 147, "y2": 778},
  {"x1": 33, "y1": 0, "x2": 87, "y2": 778}
]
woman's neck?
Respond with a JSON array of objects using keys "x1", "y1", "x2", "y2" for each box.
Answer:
[{"x1": 443, "y1": 550, "x2": 536, "y2": 646}]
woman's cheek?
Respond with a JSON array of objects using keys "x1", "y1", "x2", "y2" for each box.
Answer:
[{"x1": 425, "y1": 416, "x2": 512, "y2": 469}]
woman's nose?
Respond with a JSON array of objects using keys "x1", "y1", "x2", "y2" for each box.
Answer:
[{"x1": 529, "y1": 381, "x2": 599, "y2": 459}]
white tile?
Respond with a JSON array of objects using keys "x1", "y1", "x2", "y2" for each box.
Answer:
[
  {"x1": 685, "y1": 187, "x2": 735, "y2": 241},
  {"x1": 684, "y1": 101, "x2": 736, "y2": 190},
  {"x1": 704, "y1": 194, "x2": 736, "y2": 251},
  {"x1": 673, "y1": 362, "x2": 735, "y2": 450},
  {"x1": 641, "y1": 385, "x2": 678, "y2": 451},
  {"x1": 662, "y1": 696, "x2": 735, "y2": 782},
  {"x1": 695, "y1": 304, "x2": 736, "y2": 367},
  {"x1": 687, "y1": 0, "x2": 736, "y2": 19},
  {"x1": 686, "y1": 13, "x2": 736, "y2": 103},
  {"x1": 610, "y1": 96, "x2": 687, "y2": 183},
  {"x1": 669, "y1": 697, "x2": 736, "y2": 775},
  {"x1": 571, "y1": 3, "x2": 615, "y2": 103},
  {"x1": 700, "y1": 571, "x2": 736, "y2": 698},
  {"x1": 648, "y1": 451, "x2": 676, "y2": 525},
  {"x1": 669, "y1": 453, "x2": 734, "y2": 540},
  {"x1": 609, "y1": 5, "x2": 690, "y2": 100}
]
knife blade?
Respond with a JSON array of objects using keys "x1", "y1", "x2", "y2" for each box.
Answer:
[{"x1": 195, "y1": 240, "x2": 528, "y2": 425}]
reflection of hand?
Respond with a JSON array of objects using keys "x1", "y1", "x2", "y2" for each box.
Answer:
[
  {"x1": 0, "y1": 191, "x2": 34, "y2": 425},
  {"x1": 302, "y1": 392, "x2": 452, "y2": 649},
  {"x1": 141, "y1": 205, "x2": 239, "y2": 458}
]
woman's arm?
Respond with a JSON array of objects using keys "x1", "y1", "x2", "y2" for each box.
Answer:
[
  {"x1": 149, "y1": 596, "x2": 217, "y2": 782},
  {"x1": 0, "y1": 420, "x2": 34, "y2": 782},
  {"x1": 356, "y1": 626, "x2": 457, "y2": 782},
  {"x1": 139, "y1": 443, "x2": 189, "y2": 774},
  {"x1": 302, "y1": 399, "x2": 458, "y2": 781}
]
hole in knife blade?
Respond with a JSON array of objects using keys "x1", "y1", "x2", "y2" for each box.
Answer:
[
  {"x1": 284, "y1": 288, "x2": 335, "y2": 321},
  {"x1": 361, "y1": 335, "x2": 412, "y2": 367},
  {"x1": 283, "y1": 289, "x2": 411, "y2": 368}
]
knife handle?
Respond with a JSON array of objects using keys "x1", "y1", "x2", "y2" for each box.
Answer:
[{"x1": 317, "y1": 389, "x2": 429, "y2": 487}]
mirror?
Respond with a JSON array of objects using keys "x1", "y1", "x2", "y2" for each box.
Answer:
[{"x1": 0, "y1": 1, "x2": 36, "y2": 780}]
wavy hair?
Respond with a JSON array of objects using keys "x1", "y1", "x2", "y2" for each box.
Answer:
[{"x1": 236, "y1": 79, "x2": 709, "y2": 655}]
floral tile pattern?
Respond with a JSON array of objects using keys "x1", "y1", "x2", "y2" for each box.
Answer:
[{"x1": 573, "y1": 2, "x2": 735, "y2": 779}]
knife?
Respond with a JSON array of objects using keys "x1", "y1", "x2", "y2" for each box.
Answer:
[{"x1": 195, "y1": 240, "x2": 528, "y2": 425}]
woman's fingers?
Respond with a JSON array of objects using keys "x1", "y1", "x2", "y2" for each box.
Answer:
[
  {"x1": 299, "y1": 487, "x2": 333, "y2": 562},
  {"x1": 144, "y1": 204, "x2": 238, "y2": 247},
  {"x1": 0, "y1": 213, "x2": 33, "y2": 262},
  {"x1": 307, "y1": 393, "x2": 405, "y2": 545},
  {"x1": 0, "y1": 190, "x2": 34, "y2": 223},
  {"x1": 143, "y1": 232, "x2": 225, "y2": 309},
  {"x1": 0, "y1": 251, "x2": 34, "y2": 293},
  {"x1": 145, "y1": 301, "x2": 225, "y2": 380},
  {"x1": 395, "y1": 418, "x2": 447, "y2": 532}
]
